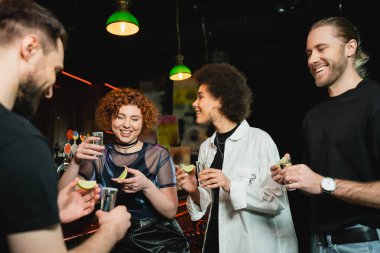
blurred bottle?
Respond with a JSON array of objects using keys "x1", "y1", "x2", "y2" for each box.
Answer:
[{"x1": 54, "y1": 142, "x2": 60, "y2": 160}]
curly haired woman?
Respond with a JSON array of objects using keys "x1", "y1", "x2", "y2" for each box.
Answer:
[
  {"x1": 176, "y1": 63, "x2": 298, "y2": 253},
  {"x1": 59, "y1": 88, "x2": 189, "y2": 253}
]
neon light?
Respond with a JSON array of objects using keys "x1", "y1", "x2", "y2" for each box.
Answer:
[
  {"x1": 61, "y1": 71, "x2": 93, "y2": 86},
  {"x1": 104, "y1": 83, "x2": 120, "y2": 90}
]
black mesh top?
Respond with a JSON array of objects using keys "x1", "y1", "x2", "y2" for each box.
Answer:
[{"x1": 79, "y1": 142, "x2": 176, "y2": 218}]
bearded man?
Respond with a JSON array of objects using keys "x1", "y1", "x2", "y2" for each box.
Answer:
[
  {"x1": 0, "y1": 1, "x2": 131, "y2": 253},
  {"x1": 271, "y1": 16, "x2": 380, "y2": 253}
]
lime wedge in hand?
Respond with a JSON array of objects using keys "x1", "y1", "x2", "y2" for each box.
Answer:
[
  {"x1": 119, "y1": 167, "x2": 128, "y2": 179},
  {"x1": 182, "y1": 164, "x2": 194, "y2": 173},
  {"x1": 279, "y1": 153, "x2": 292, "y2": 169},
  {"x1": 77, "y1": 179, "x2": 96, "y2": 190}
]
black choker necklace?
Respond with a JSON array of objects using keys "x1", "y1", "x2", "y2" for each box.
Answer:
[
  {"x1": 115, "y1": 139, "x2": 139, "y2": 153},
  {"x1": 115, "y1": 139, "x2": 138, "y2": 147}
]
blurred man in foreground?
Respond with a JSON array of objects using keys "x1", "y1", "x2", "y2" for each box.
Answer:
[{"x1": 0, "y1": 0, "x2": 131, "y2": 252}]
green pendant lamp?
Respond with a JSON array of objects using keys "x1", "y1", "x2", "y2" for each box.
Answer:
[
  {"x1": 169, "y1": 54, "x2": 192, "y2": 80},
  {"x1": 106, "y1": 0, "x2": 139, "y2": 36},
  {"x1": 169, "y1": 0, "x2": 191, "y2": 81}
]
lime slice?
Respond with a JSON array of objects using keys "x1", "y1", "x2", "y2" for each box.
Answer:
[
  {"x1": 77, "y1": 179, "x2": 96, "y2": 190},
  {"x1": 279, "y1": 153, "x2": 292, "y2": 169},
  {"x1": 119, "y1": 167, "x2": 128, "y2": 179},
  {"x1": 182, "y1": 164, "x2": 194, "y2": 173}
]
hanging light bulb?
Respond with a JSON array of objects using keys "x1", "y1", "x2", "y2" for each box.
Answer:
[
  {"x1": 169, "y1": 0, "x2": 191, "y2": 81},
  {"x1": 170, "y1": 54, "x2": 192, "y2": 80},
  {"x1": 106, "y1": 0, "x2": 139, "y2": 36}
]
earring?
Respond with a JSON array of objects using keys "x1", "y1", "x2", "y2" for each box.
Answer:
[{"x1": 209, "y1": 106, "x2": 224, "y2": 124}]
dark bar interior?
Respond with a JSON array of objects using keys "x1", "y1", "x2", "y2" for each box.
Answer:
[{"x1": 29, "y1": 1, "x2": 380, "y2": 252}]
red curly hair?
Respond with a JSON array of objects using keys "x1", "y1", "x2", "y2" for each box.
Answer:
[{"x1": 95, "y1": 88, "x2": 159, "y2": 134}]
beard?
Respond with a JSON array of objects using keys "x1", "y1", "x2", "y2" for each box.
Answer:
[
  {"x1": 13, "y1": 75, "x2": 43, "y2": 120},
  {"x1": 314, "y1": 48, "x2": 347, "y2": 88}
]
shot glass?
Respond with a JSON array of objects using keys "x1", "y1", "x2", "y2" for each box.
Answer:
[
  {"x1": 92, "y1": 132, "x2": 103, "y2": 157},
  {"x1": 100, "y1": 187, "x2": 118, "y2": 212},
  {"x1": 92, "y1": 132, "x2": 104, "y2": 145},
  {"x1": 278, "y1": 153, "x2": 295, "y2": 191},
  {"x1": 281, "y1": 163, "x2": 295, "y2": 191},
  {"x1": 196, "y1": 161, "x2": 207, "y2": 186}
]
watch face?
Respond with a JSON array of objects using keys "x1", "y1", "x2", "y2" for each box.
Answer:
[{"x1": 321, "y1": 177, "x2": 336, "y2": 192}]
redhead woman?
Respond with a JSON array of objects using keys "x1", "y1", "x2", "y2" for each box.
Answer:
[{"x1": 59, "y1": 88, "x2": 189, "y2": 253}]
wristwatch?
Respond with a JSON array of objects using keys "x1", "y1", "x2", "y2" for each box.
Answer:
[{"x1": 321, "y1": 177, "x2": 336, "y2": 194}]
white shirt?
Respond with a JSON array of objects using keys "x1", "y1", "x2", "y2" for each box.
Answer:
[{"x1": 187, "y1": 120, "x2": 298, "y2": 253}]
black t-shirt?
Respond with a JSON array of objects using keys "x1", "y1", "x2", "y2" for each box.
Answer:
[
  {"x1": 303, "y1": 79, "x2": 380, "y2": 233},
  {"x1": 0, "y1": 104, "x2": 59, "y2": 252},
  {"x1": 204, "y1": 124, "x2": 239, "y2": 253}
]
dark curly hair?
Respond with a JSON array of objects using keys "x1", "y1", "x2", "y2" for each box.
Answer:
[
  {"x1": 95, "y1": 88, "x2": 159, "y2": 134},
  {"x1": 193, "y1": 63, "x2": 253, "y2": 123}
]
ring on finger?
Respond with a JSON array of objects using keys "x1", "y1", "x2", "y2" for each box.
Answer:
[{"x1": 127, "y1": 184, "x2": 133, "y2": 190}]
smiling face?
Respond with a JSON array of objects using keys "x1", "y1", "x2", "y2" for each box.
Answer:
[
  {"x1": 192, "y1": 84, "x2": 222, "y2": 125},
  {"x1": 111, "y1": 104, "x2": 143, "y2": 144},
  {"x1": 306, "y1": 25, "x2": 348, "y2": 88}
]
